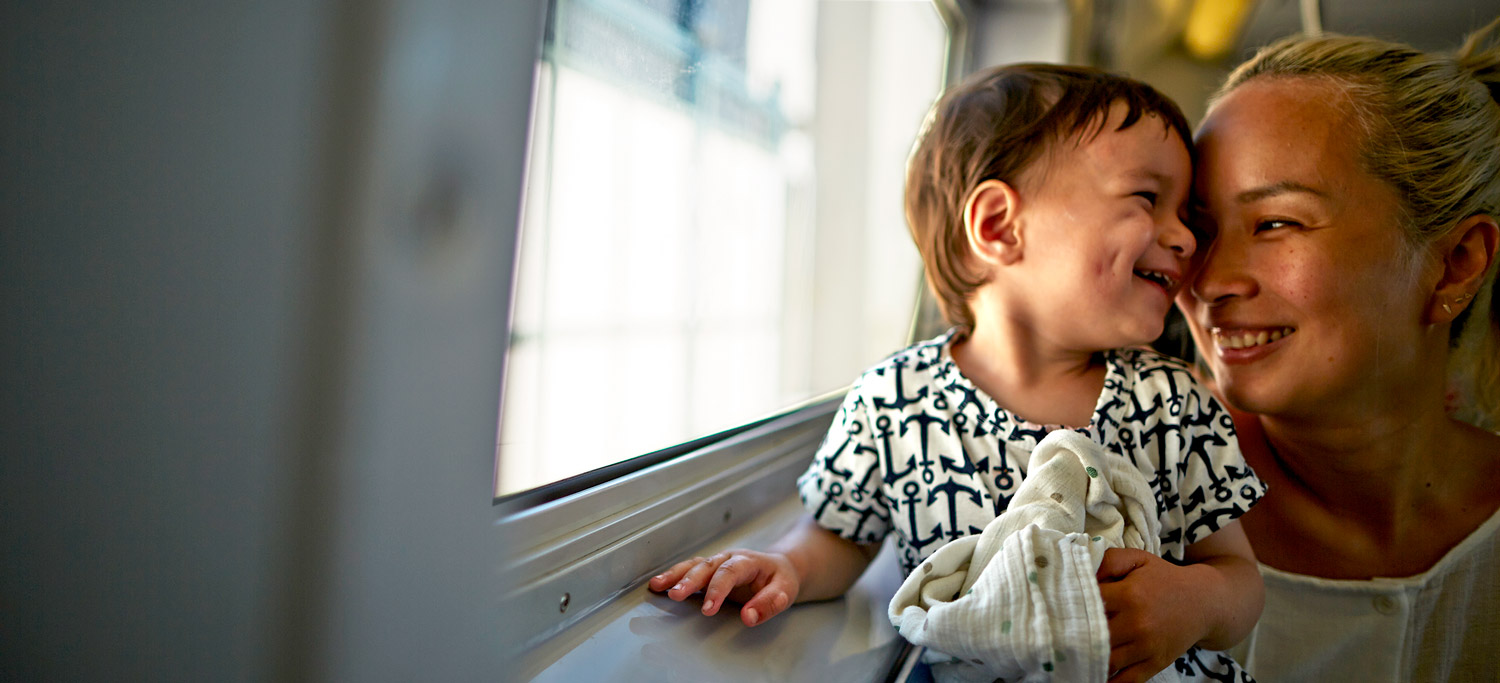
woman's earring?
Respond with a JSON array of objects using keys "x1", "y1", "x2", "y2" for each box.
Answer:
[{"x1": 1444, "y1": 302, "x2": 1453, "y2": 314}]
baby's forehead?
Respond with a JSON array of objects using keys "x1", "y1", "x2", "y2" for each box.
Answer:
[
  {"x1": 1018, "y1": 113, "x2": 1189, "y2": 187},
  {"x1": 1068, "y1": 106, "x2": 1185, "y2": 148}
]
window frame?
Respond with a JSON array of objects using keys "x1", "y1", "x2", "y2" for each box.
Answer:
[
  {"x1": 494, "y1": 0, "x2": 974, "y2": 671},
  {"x1": 496, "y1": 396, "x2": 840, "y2": 665}
]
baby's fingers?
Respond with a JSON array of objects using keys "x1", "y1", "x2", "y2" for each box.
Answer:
[
  {"x1": 1104, "y1": 651, "x2": 1158, "y2": 683},
  {"x1": 701, "y1": 554, "x2": 763, "y2": 616},
  {"x1": 649, "y1": 555, "x2": 726, "y2": 601},
  {"x1": 647, "y1": 558, "x2": 697, "y2": 593},
  {"x1": 1096, "y1": 547, "x2": 1153, "y2": 582},
  {"x1": 1106, "y1": 660, "x2": 1156, "y2": 683},
  {"x1": 1105, "y1": 636, "x2": 1171, "y2": 683},
  {"x1": 738, "y1": 578, "x2": 796, "y2": 627}
]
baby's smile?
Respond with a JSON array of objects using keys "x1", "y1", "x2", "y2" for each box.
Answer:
[{"x1": 1132, "y1": 268, "x2": 1178, "y2": 291}]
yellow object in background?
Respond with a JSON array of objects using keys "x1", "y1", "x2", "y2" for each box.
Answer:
[{"x1": 1184, "y1": 0, "x2": 1256, "y2": 60}]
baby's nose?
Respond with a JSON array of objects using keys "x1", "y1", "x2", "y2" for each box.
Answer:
[{"x1": 1161, "y1": 215, "x2": 1195, "y2": 259}]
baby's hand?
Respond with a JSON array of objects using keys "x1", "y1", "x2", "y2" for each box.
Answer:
[
  {"x1": 648, "y1": 549, "x2": 799, "y2": 627},
  {"x1": 1095, "y1": 548, "x2": 1208, "y2": 683}
]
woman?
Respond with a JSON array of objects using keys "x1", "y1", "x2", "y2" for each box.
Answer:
[{"x1": 1176, "y1": 19, "x2": 1500, "y2": 681}]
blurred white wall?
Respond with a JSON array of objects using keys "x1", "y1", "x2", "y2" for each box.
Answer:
[{"x1": 0, "y1": 1, "x2": 542, "y2": 679}]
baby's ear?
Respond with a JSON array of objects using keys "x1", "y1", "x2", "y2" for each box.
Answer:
[{"x1": 963, "y1": 179, "x2": 1024, "y2": 267}]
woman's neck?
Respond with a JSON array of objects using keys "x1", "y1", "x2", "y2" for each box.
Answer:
[
  {"x1": 1246, "y1": 398, "x2": 1500, "y2": 578},
  {"x1": 1259, "y1": 406, "x2": 1444, "y2": 529},
  {"x1": 1252, "y1": 332, "x2": 1458, "y2": 527}
]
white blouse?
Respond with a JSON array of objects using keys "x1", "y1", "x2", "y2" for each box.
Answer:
[{"x1": 1229, "y1": 505, "x2": 1500, "y2": 681}]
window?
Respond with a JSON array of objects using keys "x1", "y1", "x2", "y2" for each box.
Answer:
[{"x1": 498, "y1": 0, "x2": 950, "y2": 496}]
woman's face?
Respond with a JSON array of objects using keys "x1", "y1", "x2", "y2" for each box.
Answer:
[{"x1": 1177, "y1": 77, "x2": 1432, "y2": 419}]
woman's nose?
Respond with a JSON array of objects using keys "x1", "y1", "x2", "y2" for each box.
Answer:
[{"x1": 1188, "y1": 231, "x2": 1257, "y2": 305}]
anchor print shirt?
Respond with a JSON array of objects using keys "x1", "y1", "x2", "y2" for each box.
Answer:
[{"x1": 798, "y1": 330, "x2": 1266, "y2": 577}]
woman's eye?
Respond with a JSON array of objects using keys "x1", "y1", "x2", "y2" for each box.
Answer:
[
  {"x1": 1253, "y1": 219, "x2": 1297, "y2": 234},
  {"x1": 1133, "y1": 191, "x2": 1158, "y2": 207}
]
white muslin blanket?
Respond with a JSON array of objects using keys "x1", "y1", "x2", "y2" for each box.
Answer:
[{"x1": 888, "y1": 429, "x2": 1175, "y2": 683}]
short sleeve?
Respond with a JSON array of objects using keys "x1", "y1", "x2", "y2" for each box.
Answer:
[
  {"x1": 1106, "y1": 350, "x2": 1266, "y2": 559},
  {"x1": 798, "y1": 385, "x2": 891, "y2": 545},
  {"x1": 1169, "y1": 371, "x2": 1266, "y2": 547}
]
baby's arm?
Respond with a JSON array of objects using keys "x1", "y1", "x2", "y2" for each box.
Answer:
[
  {"x1": 1095, "y1": 520, "x2": 1263, "y2": 683},
  {"x1": 648, "y1": 515, "x2": 881, "y2": 627}
]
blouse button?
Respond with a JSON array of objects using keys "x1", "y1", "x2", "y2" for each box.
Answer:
[{"x1": 1373, "y1": 595, "x2": 1399, "y2": 615}]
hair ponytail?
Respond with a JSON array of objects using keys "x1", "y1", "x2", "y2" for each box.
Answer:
[
  {"x1": 1457, "y1": 17, "x2": 1500, "y2": 102},
  {"x1": 1450, "y1": 17, "x2": 1500, "y2": 433}
]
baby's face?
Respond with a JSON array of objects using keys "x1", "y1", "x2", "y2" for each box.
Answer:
[{"x1": 1004, "y1": 103, "x2": 1195, "y2": 352}]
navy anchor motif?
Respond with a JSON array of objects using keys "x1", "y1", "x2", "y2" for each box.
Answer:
[
  {"x1": 942, "y1": 381, "x2": 989, "y2": 432},
  {"x1": 899, "y1": 480, "x2": 945, "y2": 552},
  {"x1": 799, "y1": 339, "x2": 1267, "y2": 683},
  {"x1": 901, "y1": 411, "x2": 949, "y2": 484},
  {"x1": 873, "y1": 356, "x2": 928, "y2": 411},
  {"x1": 938, "y1": 444, "x2": 988, "y2": 477},
  {"x1": 811, "y1": 482, "x2": 843, "y2": 521},
  {"x1": 817, "y1": 421, "x2": 859, "y2": 480},
  {"x1": 876, "y1": 414, "x2": 916, "y2": 485},
  {"x1": 836, "y1": 496, "x2": 890, "y2": 542},
  {"x1": 800, "y1": 333, "x2": 1266, "y2": 605},
  {"x1": 927, "y1": 477, "x2": 984, "y2": 541}
]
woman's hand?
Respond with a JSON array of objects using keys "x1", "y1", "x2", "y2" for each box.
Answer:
[{"x1": 649, "y1": 550, "x2": 800, "y2": 627}]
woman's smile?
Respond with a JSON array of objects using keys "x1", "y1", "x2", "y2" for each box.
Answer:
[{"x1": 1208, "y1": 326, "x2": 1296, "y2": 362}]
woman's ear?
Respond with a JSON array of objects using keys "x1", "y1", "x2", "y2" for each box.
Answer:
[
  {"x1": 963, "y1": 179, "x2": 1024, "y2": 268},
  {"x1": 1429, "y1": 214, "x2": 1499, "y2": 323}
]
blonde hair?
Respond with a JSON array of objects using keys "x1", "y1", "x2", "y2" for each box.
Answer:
[{"x1": 1217, "y1": 19, "x2": 1500, "y2": 432}]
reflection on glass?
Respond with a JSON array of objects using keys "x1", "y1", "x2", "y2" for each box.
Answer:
[{"x1": 499, "y1": 0, "x2": 947, "y2": 496}]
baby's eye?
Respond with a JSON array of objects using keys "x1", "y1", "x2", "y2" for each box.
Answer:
[{"x1": 1133, "y1": 191, "x2": 1158, "y2": 207}]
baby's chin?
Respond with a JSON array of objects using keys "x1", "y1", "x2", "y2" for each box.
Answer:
[
  {"x1": 1116, "y1": 321, "x2": 1167, "y2": 350},
  {"x1": 1069, "y1": 314, "x2": 1167, "y2": 355}
]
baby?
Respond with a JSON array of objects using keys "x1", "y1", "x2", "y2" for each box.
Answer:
[{"x1": 652, "y1": 63, "x2": 1265, "y2": 682}]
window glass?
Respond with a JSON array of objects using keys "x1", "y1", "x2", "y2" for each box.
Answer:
[{"x1": 498, "y1": 0, "x2": 949, "y2": 496}]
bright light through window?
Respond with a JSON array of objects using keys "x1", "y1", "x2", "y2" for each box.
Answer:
[{"x1": 498, "y1": 0, "x2": 949, "y2": 496}]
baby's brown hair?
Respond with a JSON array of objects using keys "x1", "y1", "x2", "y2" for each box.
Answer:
[{"x1": 905, "y1": 63, "x2": 1192, "y2": 334}]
